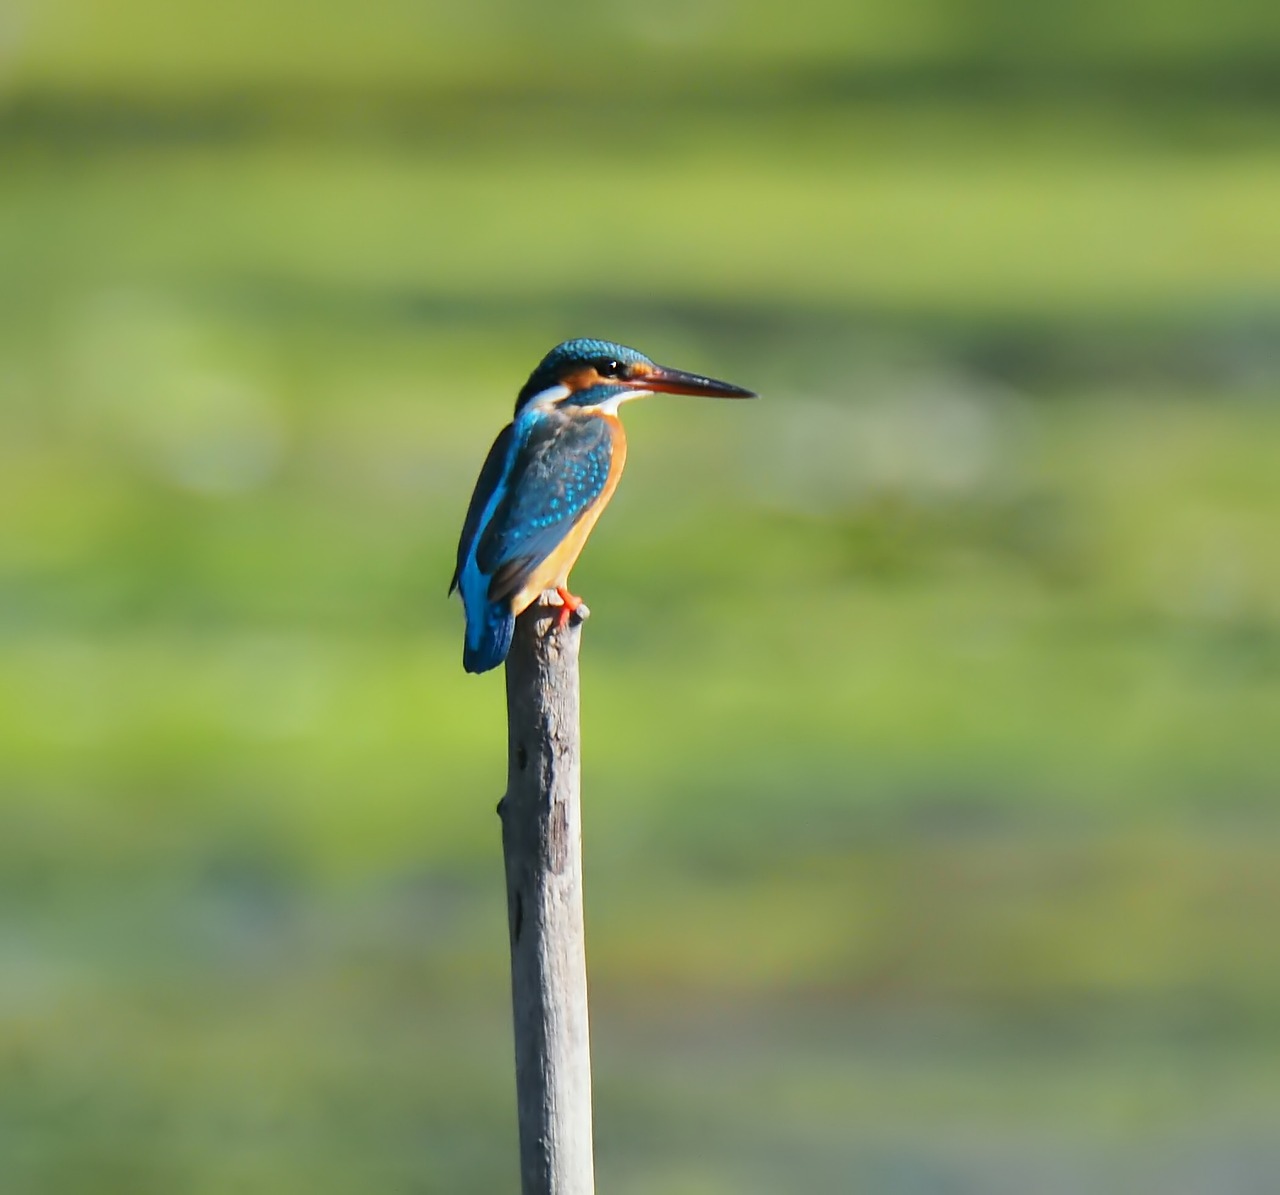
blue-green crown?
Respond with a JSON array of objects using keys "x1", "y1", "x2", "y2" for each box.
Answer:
[{"x1": 515, "y1": 338, "x2": 654, "y2": 414}]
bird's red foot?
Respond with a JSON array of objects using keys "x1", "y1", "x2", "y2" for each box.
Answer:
[{"x1": 554, "y1": 586, "x2": 587, "y2": 629}]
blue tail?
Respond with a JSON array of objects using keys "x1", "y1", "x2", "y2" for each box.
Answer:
[{"x1": 463, "y1": 601, "x2": 515, "y2": 674}]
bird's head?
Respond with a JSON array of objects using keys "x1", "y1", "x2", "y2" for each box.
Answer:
[{"x1": 514, "y1": 338, "x2": 756, "y2": 417}]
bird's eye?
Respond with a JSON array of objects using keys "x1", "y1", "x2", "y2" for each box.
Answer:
[{"x1": 598, "y1": 359, "x2": 625, "y2": 379}]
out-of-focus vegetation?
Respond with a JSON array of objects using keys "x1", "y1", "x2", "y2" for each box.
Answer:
[{"x1": 2, "y1": 2, "x2": 1279, "y2": 1192}]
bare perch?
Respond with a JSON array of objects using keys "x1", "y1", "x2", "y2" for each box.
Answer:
[{"x1": 499, "y1": 595, "x2": 595, "y2": 1195}]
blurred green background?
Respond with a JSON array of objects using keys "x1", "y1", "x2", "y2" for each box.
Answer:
[{"x1": 3, "y1": 1, "x2": 1280, "y2": 1192}]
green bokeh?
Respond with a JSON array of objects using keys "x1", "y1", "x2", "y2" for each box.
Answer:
[{"x1": 2, "y1": 3, "x2": 1279, "y2": 1192}]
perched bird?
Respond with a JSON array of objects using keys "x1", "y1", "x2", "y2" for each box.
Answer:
[{"x1": 450, "y1": 338, "x2": 756, "y2": 673}]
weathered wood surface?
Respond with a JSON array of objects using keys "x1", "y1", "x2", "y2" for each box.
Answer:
[{"x1": 499, "y1": 596, "x2": 595, "y2": 1195}]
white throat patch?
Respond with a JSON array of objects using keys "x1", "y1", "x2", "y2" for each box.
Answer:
[
  {"x1": 524, "y1": 383, "x2": 571, "y2": 411},
  {"x1": 590, "y1": 387, "x2": 651, "y2": 416}
]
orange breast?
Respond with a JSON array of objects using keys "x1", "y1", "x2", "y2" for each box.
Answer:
[{"x1": 510, "y1": 415, "x2": 627, "y2": 616}]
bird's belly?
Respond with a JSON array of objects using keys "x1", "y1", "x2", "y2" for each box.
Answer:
[{"x1": 510, "y1": 417, "x2": 626, "y2": 615}]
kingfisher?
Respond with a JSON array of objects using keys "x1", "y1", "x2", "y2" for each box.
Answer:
[{"x1": 449, "y1": 338, "x2": 756, "y2": 673}]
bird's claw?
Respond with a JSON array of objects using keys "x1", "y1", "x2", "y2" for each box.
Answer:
[{"x1": 552, "y1": 587, "x2": 589, "y2": 629}]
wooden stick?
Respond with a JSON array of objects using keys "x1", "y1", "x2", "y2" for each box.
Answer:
[{"x1": 499, "y1": 596, "x2": 595, "y2": 1195}]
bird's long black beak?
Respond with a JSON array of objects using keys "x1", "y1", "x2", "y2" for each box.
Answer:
[{"x1": 636, "y1": 364, "x2": 757, "y2": 399}]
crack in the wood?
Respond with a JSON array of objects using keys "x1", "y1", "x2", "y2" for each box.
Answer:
[{"x1": 548, "y1": 799, "x2": 570, "y2": 874}]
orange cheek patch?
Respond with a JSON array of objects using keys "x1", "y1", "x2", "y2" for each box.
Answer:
[{"x1": 563, "y1": 368, "x2": 603, "y2": 392}]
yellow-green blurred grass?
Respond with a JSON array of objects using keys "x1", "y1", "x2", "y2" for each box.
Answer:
[
  {"x1": 4, "y1": 373, "x2": 1278, "y2": 863},
  {"x1": 9, "y1": 0, "x2": 1278, "y2": 89},
  {"x1": 5, "y1": 130, "x2": 1280, "y2": 316},
  {"x1": 3, "y1": 27, "x2": 1280, "y2": 1189},
  {"x1": 2, "y1": 140, "x2": 1279, "y2": 899},
  {"x1": 3, "y1": 110, "x2": 1278, "y2": 969}
]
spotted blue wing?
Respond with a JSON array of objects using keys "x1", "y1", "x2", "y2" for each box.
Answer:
[{"x1": 477, "y1": 413, "x2": 613, "y2": 603}]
